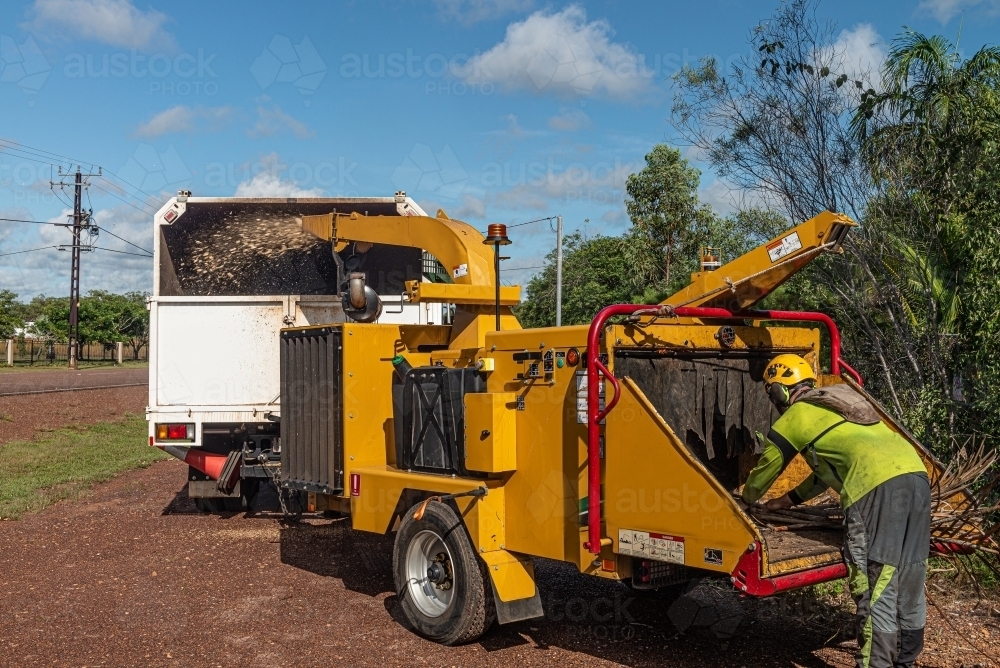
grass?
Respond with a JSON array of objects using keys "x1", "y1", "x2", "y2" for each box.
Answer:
[
  {"x1": 0, "y1": 414, "x2": 168, "y2": 519},
  {"x1": 0, "y1": 360, "x2": 149, "y2": 373}
]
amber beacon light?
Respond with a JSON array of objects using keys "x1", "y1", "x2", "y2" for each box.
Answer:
[{"x1": 483, "y1": 223, "x2": 511, "y2": 331}]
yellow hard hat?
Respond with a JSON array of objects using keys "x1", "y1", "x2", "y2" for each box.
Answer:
[{"x1": 764, "y1": 354, "x2": 817, "y2": 388}]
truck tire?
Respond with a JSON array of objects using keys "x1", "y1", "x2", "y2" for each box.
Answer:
[{"x1": 392, "y1": 501, "x2": 496, "y2": 645}]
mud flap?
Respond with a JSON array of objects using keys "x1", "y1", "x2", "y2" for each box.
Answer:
[
  {"x1": 217, "y1": 450, "x2": 243, "y2": 494},
  {"x1": 491, "y1": 586, "x2": 544, "y2": 625},
  {"x1": 482, "y1": 550, "x2": 544, "y2": 624}
]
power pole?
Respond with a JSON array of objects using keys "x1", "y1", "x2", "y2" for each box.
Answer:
[
  {"x1": 52, "y1": 166, "x2": 99, "y2": 369},
  {"x1": 68, "y1": 168, "x2": 82, "y2": 369}
]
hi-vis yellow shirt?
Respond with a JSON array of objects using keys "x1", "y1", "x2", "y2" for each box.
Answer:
[{"x1": 742, "y1": 401, "x2": 927, "y2": 509}]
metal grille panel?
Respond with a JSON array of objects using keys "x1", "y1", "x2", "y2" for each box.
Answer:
[{"x1": 280, "y1": 327, "x2": 343, "y2": 495}]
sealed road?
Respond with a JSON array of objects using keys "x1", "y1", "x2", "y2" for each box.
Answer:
[
  {"x1": 1, "y1": 459, "x2": 992, "y2": 667},
  {"x1": 0, "y1": 367, "x2": 147, "y2": 396}
]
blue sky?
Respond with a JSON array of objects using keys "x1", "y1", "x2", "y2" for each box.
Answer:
[{"x1": 1, "y1": 0, "x2": 997, "y2": 298}]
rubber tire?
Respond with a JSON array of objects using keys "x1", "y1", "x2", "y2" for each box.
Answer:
[{"x1": 393, "y1": 501, "x2": 496, "y2": 645}]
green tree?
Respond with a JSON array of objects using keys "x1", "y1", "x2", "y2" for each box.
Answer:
[
  {"x1": 515, "y1": 233, "x2": 638, "y2": 328},
  {"x1": 0, "y1": 290, "x2": 23, "y2": 339},
  {"x1": 33, "y1": 291, "x2": 150, "y2": 357},
  {"x1": 853, "y1": 32, "x2": 1000, "y2": 442},
  {"x1": 624, "y1": 144, "x2": 717, "y2": 294}
]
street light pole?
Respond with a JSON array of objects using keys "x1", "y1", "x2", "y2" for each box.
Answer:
[
  {"x1": 555, "y1": 215, "x2": 563, "y2": 327},
  {"x1": 507, "y1": 214, "x2": 564, "y2": 327}
]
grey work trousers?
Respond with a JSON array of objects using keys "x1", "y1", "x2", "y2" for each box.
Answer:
[{"x1": 844, "y1": 472, "x2": 930, "y2": 668}]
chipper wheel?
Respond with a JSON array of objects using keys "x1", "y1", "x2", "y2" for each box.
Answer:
[{"x1": 392, "y1": 500, "x2": 496, "y2": 645}]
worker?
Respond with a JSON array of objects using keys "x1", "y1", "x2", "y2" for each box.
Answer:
[{"x1": 742, "y1": 354, "x2": 930, "y2": 668}]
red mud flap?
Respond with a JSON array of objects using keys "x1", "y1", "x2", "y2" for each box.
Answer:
[{"x1": 730, "y1": 541, "x2": 848, "y2": 597}]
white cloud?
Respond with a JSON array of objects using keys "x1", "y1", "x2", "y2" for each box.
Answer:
[
  {"x1": 433, "y1": 0, "x2": 533, "y2": 24},
  {"x1": 699, "y1": 178, "x2": 740, "y2": 216},
  {"x1": 548, "y1": 109, "x2": 591, "y2": 131},
  {"x1": 832, "y1": 23, "x2": 886, "y2": 91},
  {"x1": 460, "y1": 5, "x2": 649, "y2": 98},
  {"x1": 600, "y1": 208, "x2": 625, "y2": 225},
  {"x1": 234, "y1": 171, "x2": 323, "y2": 197},
  {"x1": 489, "y1": 156, "x2": 637, "y2": 212},
  {"x1": 916, "y1": 0, "x2": 1000, "y2": 24},
  {"x1": 133, "y1": 105, "x2": 233, "y2": 138},
  {"x1": 233, "y1": 155, "x2": 324, "y2": 197},
  {"x1": 247, "y1": 101, "x2": 313, "y2": 139},
  {"x1": 0, "y1": 202, "x2": 154, "y2": 297},
  {"x1": 454, "y1": 193, "x2": 487, "y2": 219},
  {"x1": 25, "y1": 0, "x2": 175, "y2": 52}
]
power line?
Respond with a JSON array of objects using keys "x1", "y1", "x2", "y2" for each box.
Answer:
[
  {"x1": 89, "y1": 180, "x2": 158, "y2": 216},
  {"x1": 91, "y1": 178, "x2": 158, "y2": 213},
  {"x1": 0, "y1": 138, "x2": 160, "y2": 210},
  {"x1": 0, "y1": 149, "x2": 56, "y2": 167},
  {"x1": 0, "y1": 139, "x2": 94, "y2": 169},
  {"x1": 0, "y1": 217, "x2": 60, "y2": 225},
  {"x1": 93, "y1": 227, "x2": 152, "y2": 255},
  {"x1": 95, "y1": 174, "x2": 159, "y2": 210},
  {"x1": 0, "y1": 245, "x2": 57, "y2": 257},
  {"x1": 508, "y1": 215, "x2": 558, "y2": 229},
  {"x1": 0, "y1": 214, "x2": 153, "y2": 257},
  {"x1": 92, "y1": 246, "x2": 153, "y2": 258},
  {"x1": 97, "y1": 172, "x2": 159, "y2": 205}
]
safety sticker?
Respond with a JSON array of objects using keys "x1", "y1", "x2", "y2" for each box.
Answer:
[
  {"x1": 452, "y1": 263, "x2": 469, "y2": 278},
  {"x1": 617, "y1": 529, "x2": 685, "y2": 564},
  {"x1": 766, "y1": 232, "x2": 802, "y2": 263}
]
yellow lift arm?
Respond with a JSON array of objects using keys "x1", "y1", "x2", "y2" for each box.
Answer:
[{"x1": 663, "y1": 210, "x2": 855, "y2": 310}]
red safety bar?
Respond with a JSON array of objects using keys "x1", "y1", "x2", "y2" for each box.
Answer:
[
  {"x1": 583, "y1": 304, "x2": 863, "y2": 554},
  {"x1": 731, "y1": 541, "x2": 848, "y2": 596}
]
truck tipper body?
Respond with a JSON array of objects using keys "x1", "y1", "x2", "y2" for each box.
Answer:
[{"x1": 147, "y1": 192, "x2": 443, "y2": 507}]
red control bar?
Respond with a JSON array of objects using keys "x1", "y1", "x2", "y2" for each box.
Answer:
[{"x1": 583, "y1": 304, "x2": 863, "y2": 554}]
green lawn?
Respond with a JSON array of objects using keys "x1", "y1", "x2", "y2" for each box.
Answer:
[
  {"x1": 0, "y1": 415, "x2": 167, "y2": 519},
  {"x1": 0, "y1": 360, "x2": 149, "y2": 373}
]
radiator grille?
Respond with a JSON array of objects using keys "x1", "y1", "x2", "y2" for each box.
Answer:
[{"x1": 279, "y1": 327, "x2": 343, "y2": 495}]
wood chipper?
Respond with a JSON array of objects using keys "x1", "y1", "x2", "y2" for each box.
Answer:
[{"x1": 263, "y1": 208, "x2": 951, "y2": 645}]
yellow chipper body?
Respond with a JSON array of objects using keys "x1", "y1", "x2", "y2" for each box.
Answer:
[{"x1": 275, "y1": 208, "x2": 946, "y2": 644}]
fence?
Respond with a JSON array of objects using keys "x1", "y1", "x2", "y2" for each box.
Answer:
[{"x1": 4, "y1": 339, "x2": 148, "y2": 366}]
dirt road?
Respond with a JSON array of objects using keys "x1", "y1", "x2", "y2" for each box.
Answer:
[
  {"x1": 0, "y1": 385, "x2": 147, "y2": 445},
  {"x1": 2, "y1": 459, "x2": 996, "y2": 668},
  {"x1": 0, "y1": 367, "x2": 147, "y2": 396}
]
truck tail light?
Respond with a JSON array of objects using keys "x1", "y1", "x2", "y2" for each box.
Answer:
[{"x1": 155, "y1": 423, "x2": 194, "y2": 441}]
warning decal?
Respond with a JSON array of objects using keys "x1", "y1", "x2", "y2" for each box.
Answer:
[
  {"x1": 766, "y1": 232, "x2": 802, "y2": 263},
  {"x1": 617, "y1": 529, "x2": 685, "y2": 564}
]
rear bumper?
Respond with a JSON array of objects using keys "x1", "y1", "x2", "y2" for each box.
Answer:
[{"x1": 147, "y1": 408, "x2": 278, "y2": 447}]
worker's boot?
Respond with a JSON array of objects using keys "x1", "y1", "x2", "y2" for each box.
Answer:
[{"x1": 893, "y1": 627, "x2": 923, "y2": 668}]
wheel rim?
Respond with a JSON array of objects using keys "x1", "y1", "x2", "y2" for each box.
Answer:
[{"x1": 405, "y1": 529, "x2": 456, "y2": 618}]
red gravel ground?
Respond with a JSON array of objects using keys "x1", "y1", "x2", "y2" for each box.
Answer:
[
  {"x1": 0, "y1": 385, "x2": 148, "y2": 445},
  {"x1": 2, "y1": 459, "x2": 998, "y2": 667}
]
